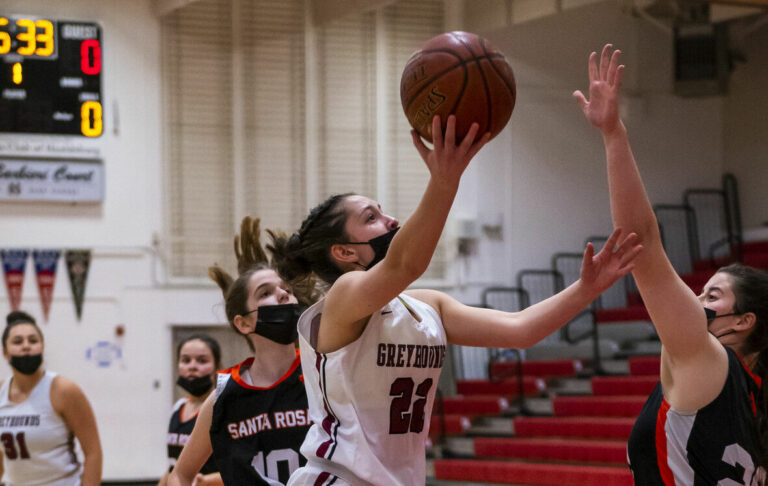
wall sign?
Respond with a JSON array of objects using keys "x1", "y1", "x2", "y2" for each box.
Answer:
[{"x1": 0, "y1": 157, "x2": 103, "y2": 202}]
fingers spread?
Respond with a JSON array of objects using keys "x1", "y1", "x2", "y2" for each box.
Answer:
[
  {"x1": 411, "y1": 130, "x2": 430, "y2": 161},
  {"x1": 615, "y1": 65, "x2": 625, "y2": 90},
  {"x1": 608, "y1": 49, "x2": 622, "y2": 85},
  {"x1": 603, "y1": 227, "x2": 623, "y2": 252},
  {"x1": 459, "y1": 122, "x2": 480, "y2": 151},
  {"x1": 466, "y1": 132, "x2": 491, "y2": 160},
  {"x1": 432, "y1": 115, "x2": 444, "y2": 148},
  {"x1": 600, "y1": 44, "x2": 612, "y2": 80},
  {"x1": 444, "y1": 114, "x2": 456, "y2": 147},
  {"x1": 573, "y1": 90, "x2": 588, "y2": 110},
  {"x1": 588, "y1": 51, "x2": 598, "y2": 83}
]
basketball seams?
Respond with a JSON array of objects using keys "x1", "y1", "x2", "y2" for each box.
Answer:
[
  {"x1": 454, "y1": 34, "x2": 493, "y2": 134},
  {"x1": 480, "y1": 39, "x2": 516, "y2": 98}
]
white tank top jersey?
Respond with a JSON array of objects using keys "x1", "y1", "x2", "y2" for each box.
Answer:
[
  {"x1": 289, "y1": 293, "x2": 447, "y2": 486},
  {"x1": 0, "y1": 371, "x2": 81, "y2": 486}
]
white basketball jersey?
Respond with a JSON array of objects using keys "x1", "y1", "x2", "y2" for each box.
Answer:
[
  {"x1": 290, "y1": 294, "x2": 447, "y2": 486},
  {"x1": 0, "y1": 372, "x2": 81, "y2": 486}
]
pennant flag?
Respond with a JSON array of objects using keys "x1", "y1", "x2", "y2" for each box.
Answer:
[
  {"x1": 65, "y1": 250, "x2": 91, "y2": 321},
  {"x1": 1, "y1": 249, "x2": 29, "y2": 312},
  {"x1": 33, "y1": 250, "x2": 60, "y2": 322}
]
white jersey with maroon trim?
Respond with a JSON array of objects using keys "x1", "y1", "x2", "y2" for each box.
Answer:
[
  {"x1": 628, "y1": 347, "x2": 766, "y2": 485},
  {"x1": 289, "y1": 293, "x2": 447, "y2": 486},
  {"x1": 0, "y1": 371, "x2": 81, "y2": 486}
]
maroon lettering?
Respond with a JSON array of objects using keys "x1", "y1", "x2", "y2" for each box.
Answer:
[
  {"x1": 377, "y1": 343, "x2": 386, "y2": 366},
  {"x1": 386, "y1": 344, "x2": 396, "y2": 367},
  {"x1": 396, "y1": 344, "x2": 406, "y2": 367}
]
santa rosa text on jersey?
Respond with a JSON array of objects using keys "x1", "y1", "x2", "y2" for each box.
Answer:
[
  {"x1": 376, "y1": 343, "x2": 446, "y2": 369},
  {"x1": 227, "y1": 408, "x2": 310, "y2": 439}
]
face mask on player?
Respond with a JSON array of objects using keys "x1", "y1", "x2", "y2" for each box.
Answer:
[
  {"x1": 9, "y1": 354, "x2": 43, "y2": 375},
  {"x1": 245, "y1": 304, "x2": 302, "y2": 345},
  {"x1": 340, "y1": 227, "x2": 400, "y2": 270},
  {"x1": 704, "y1": 307, "x2": 742, "y2": 338},
  {"x1": 176, "y1": 375, "x2": 213, "y2": 397}
]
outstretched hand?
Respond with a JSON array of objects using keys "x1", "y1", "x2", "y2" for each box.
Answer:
[
  {"x1": 573, "y1": 44, "x2": 624, "y2": 136},
  {"x1": 580, "y1": 228, "x2": 642, "y2": 295},
  {"x1": 411, "y1": 115, "x2": 491, "y2": 189}
]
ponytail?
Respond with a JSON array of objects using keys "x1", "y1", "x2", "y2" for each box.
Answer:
[{"x1": 268, "y1": 193, "x2": 352, "y2": 286}]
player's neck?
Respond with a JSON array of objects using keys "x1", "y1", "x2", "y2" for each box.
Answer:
[
  {"x1": 247, "y1": 338, "x2": 296, "y2": 387},
  {"x1": 10, "y1": 368, "x2": 45, "y2": 396}
]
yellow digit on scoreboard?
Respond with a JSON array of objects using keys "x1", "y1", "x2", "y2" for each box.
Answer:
[
  {"x1": 16, "y1": 19, "x2": 36, "y2": 55},
  {"x1": 35, "y1": 19, "x2": 54, "y2": 57},
  {"x1": 0, "y1": 18, "x2": 10, "y2": 55},
  {"x1": 81, "y1": 101, "x2": 103, "y2": 137}
]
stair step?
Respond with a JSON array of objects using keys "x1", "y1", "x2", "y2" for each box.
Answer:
[
  {"x1": 456, "y1": 378, "x2": 546, "y2": 397},
  {"x1": 744, "y1": 252, "x2": 768, "y2": 269},
  {"x1": 591, "y1": 376, "x2": 658, "y2": 396},
  {"x1": 553, "y1": 396, "x2": 646, "y2": 417},
  {"x1": 513, "y1": 416, "x2": 636, "y2": 440},
  {"x1": 489, "y1": 360, "x2": 582, "y2": 380},
  {"x1": 744, "y1": 240, "x2": 768, "y2": 253},
  {"x1": 433, "y1": 459, "x2": 633, "y2": 486},
  {"x1": 430, "y1": 415, "x2": 472, "y2": 437},
  {"x1": 442, "y1": 396, "x2": 509, "y2": 415},
  {"x1": 628, "y1": 355, "x2": 660, "y2": 376},
  {"x1": 473, "y1": 437, "x2": 628, "y2": 465},
  {"x1": 594, "y1": 306, "x2": 649, "y2": 322}
]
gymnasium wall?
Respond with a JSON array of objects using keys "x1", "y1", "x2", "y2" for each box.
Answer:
[{"x1": 0, "y1": 0, "x2": 765, "y2": 481}]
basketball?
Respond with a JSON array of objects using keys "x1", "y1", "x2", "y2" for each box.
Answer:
[{"x1": 400, "y1": 31, "x2": 516, "y2": 143}]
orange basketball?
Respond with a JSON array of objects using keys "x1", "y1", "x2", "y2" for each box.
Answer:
[{"x1": 400, "y1": 31, "x2": 516, "y2": 143}]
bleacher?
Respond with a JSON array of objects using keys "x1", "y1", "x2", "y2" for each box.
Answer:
[{"x1": 426, "y1": 174, "x2": 768, "y2": 485}]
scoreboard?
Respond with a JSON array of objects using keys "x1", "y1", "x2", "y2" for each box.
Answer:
[{"x1": 0, "y1": 16, "x2": 103, "y2": 137}]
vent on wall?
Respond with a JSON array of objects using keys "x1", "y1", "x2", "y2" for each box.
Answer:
[{"x1": 673, "y1": 22, "x2": 731, "y2": 97}]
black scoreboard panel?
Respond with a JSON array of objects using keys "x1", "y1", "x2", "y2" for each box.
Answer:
[{"x1": 0, "y1": 16, "x2": 103, "y2": 137}]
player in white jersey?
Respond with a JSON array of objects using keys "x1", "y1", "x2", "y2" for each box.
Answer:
[
  {"x1": 269, "y1": 115, "x2": 642, "y2": 485},
  {"x1": 0, "y1": 311, "x2": 102, "y2": 486}
]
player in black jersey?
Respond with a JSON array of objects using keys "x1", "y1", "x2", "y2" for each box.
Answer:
[
  {"x1": 159, "y1": 334, "x2": 221, "y2": 486},
  {"x1": 576, "y1": 44, "x2": 768, "y2": 484},
  {"x1": 168, "y1": 217, "x2": 316, "y2": 486}
]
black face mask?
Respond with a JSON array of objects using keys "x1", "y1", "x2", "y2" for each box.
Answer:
[
  {"x1": 704, "y1": 307, "x2": 741, "y2": 323},
  {"x1": 704, "y1": 307, "x2": 742, "y2": 338},
  {"x1": 176, "y1": 375, "x2": 213, "y2": 397},
  {"x1": 9, "y1": 354, "x2": 43, "y2": 375},
  {"x1": 246, "y1": 304, "x2": 302, "y2": 345},
  {"x1": 341, "y1": 227, "x2": 399, "y2": 270}
]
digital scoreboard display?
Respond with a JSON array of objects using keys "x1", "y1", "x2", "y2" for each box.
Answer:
[{"x1": 0, "y1": 16, "x2": 103, "y2": 137}]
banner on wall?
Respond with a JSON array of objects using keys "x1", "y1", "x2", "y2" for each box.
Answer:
[
  {"x1": 1, "y1": 249, "x2": 29, "y2": 312},
  {"x1": 65, "y1": 250, "x2": 91, "y2": 321},
  {"x1": 33, "y1": 250, "x2": 60, "y2": 322}
]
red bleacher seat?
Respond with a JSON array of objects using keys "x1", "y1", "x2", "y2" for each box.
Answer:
[
  {"x1": 441, "y1": 395, "x2": 509, "y2": 415},
  {"x1": 433, "y1": 459, "x2": 633, "y2": 486},
  {"x1": 456, "y1": 377, "x2": 546, "y2": 397},
  {"x1": 553, "y1": 396, "x2": 646, "y2": 417},
  {"x1": 628, "y1": 355, "x2": 660, "y2": 376},
  {"x1": 591, "y1": 376, "x2": 658, "y2": 396},
  {"x1": 513, "y1": 416, "x2": 636, "y2": 440},
  {"x1": 490, "y1": 359, "x2": 582, "y2": 379},
  {"x1": 474, "y1": 437, "x2": 628, "y2": 464}
]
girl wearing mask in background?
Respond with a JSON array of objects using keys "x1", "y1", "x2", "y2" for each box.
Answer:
[
  {"x1": 0, "y1": 310, "x2": 102, "y2": 486},
  {"x1": 159, "y1": 334, "x2": 222, "y2": 486}
]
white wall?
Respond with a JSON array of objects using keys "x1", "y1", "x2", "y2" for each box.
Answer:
[
  {"x1": 0, "y1": 0, "x2": 227, "y2": 481},
  {"x1": 0, "y1": 0, "x2": 765, "y2": 481}
]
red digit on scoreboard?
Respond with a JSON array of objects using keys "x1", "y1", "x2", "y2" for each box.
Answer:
[{"x1": 80, "y1": 38, "x2": 101, "y2": 75}]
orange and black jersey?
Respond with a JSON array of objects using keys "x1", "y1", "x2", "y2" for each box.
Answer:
[
  {"x1": 210, "y1": 352, "x2": 310, "y2": 486},
  {"x1": 167, "y1": 398, "x2": 217, "y2": 475},
  {"x1": 628, "y1": 347, "x2": 764, "y2": 485}
]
